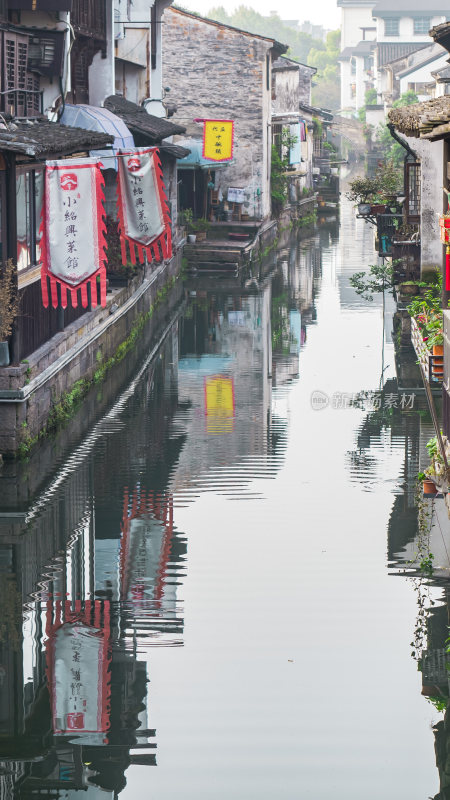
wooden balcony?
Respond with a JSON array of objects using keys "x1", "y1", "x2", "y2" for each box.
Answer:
[{"x1": 71, "y1": 0, "x2": 106, "y2": 40}]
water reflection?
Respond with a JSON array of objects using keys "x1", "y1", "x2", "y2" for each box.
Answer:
[{"x1": 0, "y1": 207, "x2": 448, "y2": 796}]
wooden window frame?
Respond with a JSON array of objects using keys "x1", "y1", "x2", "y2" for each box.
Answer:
[
  {"x1": 404, "y1": 160, "x2": 420, "y2": 223},
  {"x1": 15, "y1": 163, "x2": 44, "y2": 286}
]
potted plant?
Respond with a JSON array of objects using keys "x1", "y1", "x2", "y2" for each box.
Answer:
[
  {"x1": 418, "y1": 471, "x2": 438, "y2": 496},
  {"x1": 0, "y1": 259, "x2": 18, "y2": 367},
  {"x1": 180, "y1": 208, "x2": 196, "y2": 243},
  {"x1": 345, "y1": 175, "x2": 380, "y2": 215},
  {"x1": 398, "y1": 280, "x2": 419, "y2": 297},
  {"x1": 192, "y1": 217, "x2": 211, "y2": 242}
]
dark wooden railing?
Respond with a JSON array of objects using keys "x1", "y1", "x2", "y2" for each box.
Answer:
[{"x1": 18, "y1": 280, "x2": 97, "y2": 362}]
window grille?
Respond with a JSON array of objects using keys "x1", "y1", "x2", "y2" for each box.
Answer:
[
  {"x1": 406, "y1": 162, "x2": 421, "y2": 220},
  {"x1": 384, "y1": 18, "x2": 399, "y2": 36},
  {"x1": 414, "y1": 17, "x2": 431, "y2": 35}
]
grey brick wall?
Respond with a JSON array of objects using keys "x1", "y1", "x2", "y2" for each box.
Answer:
[{"x1": 162, "y1": 8, "x2": 275, "y2": 218}]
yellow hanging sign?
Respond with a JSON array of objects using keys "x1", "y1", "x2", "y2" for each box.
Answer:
[{"x1": 202, "y1": 119, "x2": 234, "y2": 162}]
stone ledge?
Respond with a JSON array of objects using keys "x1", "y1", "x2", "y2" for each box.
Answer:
[{"x1": 0, "y1": 237, "x2": 185, "y2": 394}]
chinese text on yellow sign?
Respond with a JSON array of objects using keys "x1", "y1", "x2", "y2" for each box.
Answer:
[{"x1": 203, "y1": 120, "x2": 234, "y2": 162}]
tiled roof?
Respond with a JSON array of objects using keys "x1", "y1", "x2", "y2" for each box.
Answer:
[
  {"x1": 159, "y1": 142, "x2": 191, "y2": 159},
  {"x1": 373, "y1": 0, "x2": 450, "y2": 15},
  {"x1": 377, "y1": 42, "x2": 427, "y2": 67},
  {"x1": 0, "y1": 118, "x2": 114, "y2": 157},
  {"x1": 104, "y1": 95, "x2": 186, "y2": 142},
  {"x1": 388, "y1": 96, "x2": 450, "y2": 139}
]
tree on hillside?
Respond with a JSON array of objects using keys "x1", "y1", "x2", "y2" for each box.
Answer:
[
  {"x1": 307, "y1": 29, "x2": 340, "y2": 110},
  {"x1": 207, "y1": 5, "x2": 318, "y2": 64}
]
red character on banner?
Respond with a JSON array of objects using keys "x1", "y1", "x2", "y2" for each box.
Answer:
[
  {"x1": 40, "y1": 158, "x2": 108, "y2": 310},
  {"x1": 117, "y1": 147, "x2": 172, "y2": 267}
]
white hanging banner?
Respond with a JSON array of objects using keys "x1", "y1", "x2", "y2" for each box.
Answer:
[
  {"x1": 40, "y1": 157, "x2": 107, "y2": 309},
  {"x1": 117, "y1": 147, "x2": 172, "y2": 266}
]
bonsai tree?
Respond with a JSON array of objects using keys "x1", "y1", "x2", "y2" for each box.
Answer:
[
  {"x1": 345, "y1": 175, "x2": 380, "y2": 205},
  {"x1": 346, "y1": 160, "x2": 402, "y2": 206},
  {"x1": 0, "y1": 259, "x2": 18, "y2": 342}
]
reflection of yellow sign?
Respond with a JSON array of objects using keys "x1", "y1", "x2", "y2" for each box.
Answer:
[
  {"x1": 204, "y1": 375, "x2": 235, "y2": 434},
  {"x1": 203, "y1": 120, "x2": 234, "y2": 162}
]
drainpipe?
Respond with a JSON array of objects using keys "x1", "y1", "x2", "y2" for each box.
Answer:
[{"x1": 387, "y1": 122, "x2": 417, "y2": 160}]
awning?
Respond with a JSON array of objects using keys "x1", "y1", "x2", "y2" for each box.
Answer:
[
  {"x1": 176, "y1": 138, "x2": 231, "y2": 170},
  {"x1": 60, "y1": 104, "x2": 135, "y2": 168}
]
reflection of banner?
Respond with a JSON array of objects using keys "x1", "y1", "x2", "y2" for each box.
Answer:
[
  {"x1": 117, "y1": 147, "x2": 172, "y2": 267},
  {"x1": 120, "y1": 488, "x2": 174, "y2": 605},
  {"x1": 41, "y1": 157, "x2": 107, "y2": 309},
  {"x1": 203, "y1": 119, "x2": 234, "y2": 162},
  {"x1": 45, "y1": 600, "x2": 111, "y2": 736},
  {"x1": 204, "y1": 374, "x2": 235, "y2": 434}
]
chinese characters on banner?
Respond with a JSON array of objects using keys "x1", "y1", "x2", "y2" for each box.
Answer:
[
  {"x1": 40, "y1": 158, "x2": 107, "y2": 309},
  {"x1": 117, "y1": 147, "x2": 172, "y2": 266},
  {"x1": 202, "y1": 119, "x2": 234, "y2": 162},
  {"x1": 45, "y1": 600, "x2": 111, "y2": 736}
]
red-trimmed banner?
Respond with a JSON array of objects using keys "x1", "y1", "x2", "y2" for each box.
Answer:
[
  {"x1": 202, "y1": 119, "x2": 234, "y2": 162},
  {"x1": 40, "y1": 157, "x2": 107, "y2": 310},
  {"x1": 45, "y1": 598, "x2": 111, "y2": 736},
  {"x1": 117, "y1": 147, "x2": 172, "y2": 267}
]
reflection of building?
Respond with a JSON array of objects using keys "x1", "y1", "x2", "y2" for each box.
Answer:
[
  {"x1": 172, "y1": 284, "x2": 274, "y2": 492},
  {"x1": 271, "y1": 234, "x2": 321, "y2": 386},
  {"x1": 0, "y1": 324, "x2": 187, "y2": 796}
]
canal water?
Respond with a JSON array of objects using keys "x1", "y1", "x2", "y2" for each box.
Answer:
[{"x1": 0, "y1": 197, "x2": 448, "y2": 798}]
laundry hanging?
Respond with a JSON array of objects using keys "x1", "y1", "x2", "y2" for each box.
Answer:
[
  {"x1": 116, "y1": 147, "x2": 172, "y2": 266},
  {"x1": 40, "y1": 157, "x2": 107, "y2": 309}
]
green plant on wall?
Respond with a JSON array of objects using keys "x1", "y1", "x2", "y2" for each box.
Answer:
[{"x1": 271, "y1": 129, "x2": 299, "y2": 214}]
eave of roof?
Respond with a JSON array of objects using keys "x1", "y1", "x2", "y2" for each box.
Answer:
[
  {"x1": 372, "y1": 0, "x2": 450, "y2": 17},
  {"x1": 388, "y1": 96, "x2": 450, "y2": 140},
  {"x1": 430, "y1": 21, "x2": 450, "y2": 54},
  {"x1": 396, "y1": 51, "x2": 448, "y2": 79},
  {"x1": 272, "y1": 56, "x2": 316, "y2": 73},
  {"x1": 159, "y1": 142, "x2": 191, "y2": 159},
  {"x1": 299, "y1": 102, "x2": 333, "y2": 122},
  {"x1": 0, "y1": 119, "x2": 114, "y2": 157},
  {"x1": 104, "y1": 95, "x2": 186, "y2": 142}
]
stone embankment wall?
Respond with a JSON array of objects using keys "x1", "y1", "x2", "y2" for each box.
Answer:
[
  {"x1": 0, "y1": 251, "x2": 183, "y2": 457},
  {"x1": 162, "y1": 8, "x2": 274, "y2": 219}
]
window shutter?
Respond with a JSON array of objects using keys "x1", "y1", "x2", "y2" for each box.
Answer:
[
  {"x1": 2, "y1": 33, "x2": 41, "y2": 117},
  {"x1": 26, "y1": 71, "x2": 40, "y2": 115},
  {"x1": 3, "y1": 32, "x2": 30, "y2": 116}
]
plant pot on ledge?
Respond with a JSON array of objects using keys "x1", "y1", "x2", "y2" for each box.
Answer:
[
  {"x1": 357, "y1": 203, "x2": 371, "y2": 215},
  {"x1": 423, "y1": 478, "x2": 437, "y2": 496}
]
